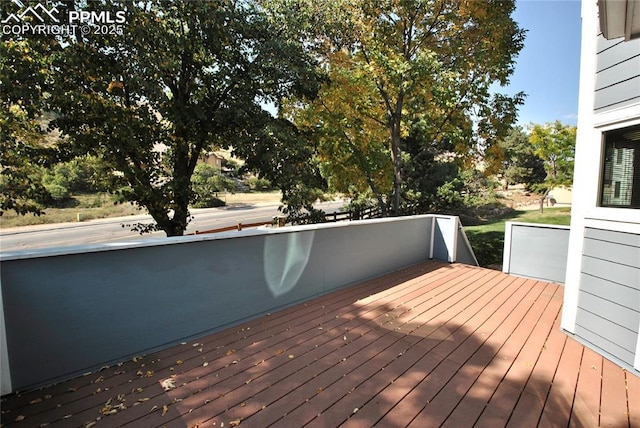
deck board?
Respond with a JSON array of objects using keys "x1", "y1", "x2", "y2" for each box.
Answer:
[{"x1": 1, "y1": 261, "x2": 638, "y2": 427}]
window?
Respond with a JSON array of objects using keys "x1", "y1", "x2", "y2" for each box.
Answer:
[{"x1": 600, "y1": 124, "x2": 640, "y2": 209}]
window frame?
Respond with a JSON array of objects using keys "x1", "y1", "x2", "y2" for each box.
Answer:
[{"x1": 598, "y1": 123, "x2": 640, "y2": 209}]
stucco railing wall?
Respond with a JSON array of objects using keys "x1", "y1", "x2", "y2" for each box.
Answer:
[
  {"x1": 502, "y1": 222, "x2": 570, "y2": 283},
  {"x1": 0, "y1": 214, "x2": 477, "y2": 394}
]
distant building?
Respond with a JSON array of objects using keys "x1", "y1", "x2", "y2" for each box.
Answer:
[
  {"x1": 200, "y1": 151, "x2": 224, "y2": 170},
  {"x1": 561, "y1": 0, "x2": 640, "y2": 374}
]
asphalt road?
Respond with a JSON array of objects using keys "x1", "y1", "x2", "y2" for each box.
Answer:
[{"x1": 0, "y1": 200, "x2": 346, "y2": 253}]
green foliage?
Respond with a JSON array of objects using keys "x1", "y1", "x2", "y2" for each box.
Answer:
[
  {"x1": 223, "y1": 159, "x2": 241, "y2": 178},
  {"x1": 190, "y1": 164, "x2": 234, "y2": 208},
  {"x1": 529, "y1": 121, "x2": 576, "y2": 189},
  {"x1": 492, "y1": 126, "x2": 546, "y2": 190},
  {"x1": 42, "y1": 0, "x2": 323, "y2": 236},
  {"x1": 527, "y1": 121, "x2": 576, "y2": 213},
  {"x1": 281, "y1": 0, "x2": 525, "y2": 216},
  {"x1": 246, "y1": 177, "x2": 273, "y2": 191},
  {"x1": 432, "y1": 169, "x2": 500, "y2": 213},
  {"x1": 235, "y1": 117, "x2": 328, "y2": 221},
  {"x1": 41, "y1": 156, "x2": 108, "y2": 194},
  {"x1": 44, "y1": 183, "x2": 70, "y2": 205},
  {"x1": 0, "y1": 31, "x2": 60, "y2": 216}
]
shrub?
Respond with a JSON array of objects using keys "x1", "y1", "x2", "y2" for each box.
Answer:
[
  {"x1": 246, "y1": 176, "x2": 272, "y2": 191},
  {"x1": 191, "y1": 164, "x2": 235, "y2": 207}
]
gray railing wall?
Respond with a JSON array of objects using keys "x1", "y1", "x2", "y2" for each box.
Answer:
[
  {"x1": 502, "y1": 222, "x2": 570, "y2": 283},
  {"x1": 0, "y1": 214, "x2": 477, "y2": 394}
]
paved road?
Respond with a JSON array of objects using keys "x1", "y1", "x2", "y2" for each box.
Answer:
[{"x1": 0, "y1": 200, "x2": 346, "y2": 253}]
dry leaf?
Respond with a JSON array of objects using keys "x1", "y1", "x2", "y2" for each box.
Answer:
[
  {"x1": 85, "y1": 422, "x2": 97, "y2": 428},
  {"x1": 203, "y1": 362, "x2": 209, "y2": 367},
  {"x1": 138, "y1": 398, "x2": 150, "y2": 402},
  {"x1": 161, "y1": 378, "x2": 176, "y2": 391},
  {"x1": 15, "y1": 415, "x2": 25, "y2": 421},
  {"x1": 226, "y1": 349, "x2": 235, "y2": 356},
  {"x1": 229, "y1": 418, "x2": 241, "y2": 427},
  {"x1": 288, "y1": 355, "x2": 294, "y2": 359},
  {"x1": 274, "y1": 349, "x2": 284, "y2": 355},
  {"x1": 29, "y1": 398, "x2": 43, "y2": 404},
  {"x1": 176, "y1": 360, "x2": 183, "y2": 365},
  {"x1": 162, "y1": 405, "x2": 169, "y2": 416}
]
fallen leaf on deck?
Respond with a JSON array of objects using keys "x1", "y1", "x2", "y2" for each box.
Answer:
[
  {"x1": 29, "y1": 398, "x2": 42, "y2": 404},
  {"x1": 274, "y1": 349, "x2": 284, "y2": 355},
  {"x1": 15, "y1": 415, "x2": 25, "y2": 421},
  {"x1": 176, "y1": 360, "x2": 183, "y2": 365},
  {"x1": 203, "y1": 362, "x2": 209, "y2": 367},
  {"x1": 288, "y1": 355, "x2": 294, "y2": 359},
  {"x1": 161, "y1": 378, "x2": 176, "y2": 391},
  {"x1": 162, "y1": 405, "x2": 169, "y2": 416},
  {"x1": 226, "y1": 349, "x2": 235, "y2": 356},
  {"x1": 229, "y1": 418, "x2": 241, "y2": 427}
]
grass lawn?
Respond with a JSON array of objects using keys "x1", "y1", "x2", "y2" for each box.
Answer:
[{"x1": 462, "y1": 206, "x2": 571, "y2": 268}]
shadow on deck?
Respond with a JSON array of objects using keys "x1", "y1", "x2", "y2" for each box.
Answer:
[{"x1": 1, "y1": 261, "x2": 638, "y2": 427}]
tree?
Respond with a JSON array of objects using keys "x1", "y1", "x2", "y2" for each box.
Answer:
[
  {"x1": 282, "y1": 0, "x2": 525, "y2": 216},
  {"x1": 493, "y1": 126, "x2": 546, "y2": 190},
  {"x1": 0, "y1": 28, "x2": 59, "y2": 216},
  {"x1": 234, "y1": 117, "x2": 328, "y2": 224},
  {"x1": 191, "y1": 164, "x2": 235, "y2": 208},
  {"x1": 528, "y1": 121, "x2": 576, "y2": 211},
  {"x1": 46, "y1": 0, "x2": 322, "y2": 236},
  {"x1": 286, "y1": 49, "x2": 394, "y2": 216}
]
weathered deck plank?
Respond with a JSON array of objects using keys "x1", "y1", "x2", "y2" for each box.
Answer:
[{"x1": 1, "y1": 261, "x2": 638, "y2": 428}]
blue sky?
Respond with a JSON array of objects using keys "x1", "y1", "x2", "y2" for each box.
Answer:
[{"x1": 503, "y1": 0, "x2": 582, "y2": 127}]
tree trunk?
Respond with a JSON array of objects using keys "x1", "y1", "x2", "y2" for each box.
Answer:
[{"x1": 389, "y1": 100, "x2": 404, "y2": 217}]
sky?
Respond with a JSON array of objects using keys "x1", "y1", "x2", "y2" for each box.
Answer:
[{"x1": 503, "y1": 0, "x2": 582, "y2": 127}]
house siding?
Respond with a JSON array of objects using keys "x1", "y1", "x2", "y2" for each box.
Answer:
[
  {"x1": 575, "y1": 228, "x2": 640, "y2": 368},
  {"x1": 594, "y1": 35, "x2": 640, "y2": 112}
]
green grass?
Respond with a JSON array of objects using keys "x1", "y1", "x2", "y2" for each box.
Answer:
[{"x1": 462, "y1": 207, "x2": 571, "y2": 268}]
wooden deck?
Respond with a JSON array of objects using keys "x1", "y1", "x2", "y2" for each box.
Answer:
[{"x1": 1, "y1": 261, "x2": 639, "y2": 427}]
